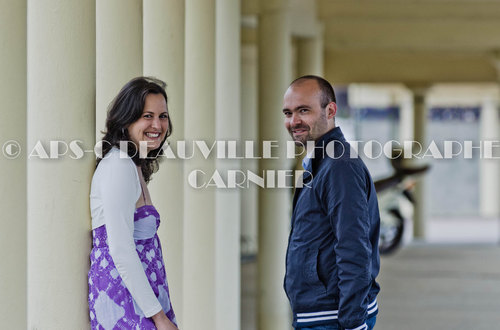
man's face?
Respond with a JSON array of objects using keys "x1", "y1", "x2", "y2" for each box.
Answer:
[{"x1": 282, "y1": 80, "x2": 334, "y2": 146}]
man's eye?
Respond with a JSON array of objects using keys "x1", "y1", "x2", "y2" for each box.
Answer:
[{"x1": 300, "y1": 109, "x2": 308, "y2": 113}]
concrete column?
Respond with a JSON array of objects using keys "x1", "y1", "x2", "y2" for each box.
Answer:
[
  {"x1": 479, "y1": 97, "x2": 500, "y2": 217},
  {"x1": 411, "y1": 87, "x2": 429, "y2": 239},
  {"x1": 296, "y1": 27, "x2": 324, "y2": 77},
  {"x1": 240, "y1": 43, "x2": 259, "y2": 327},
  {"x1": 143, "y1": 0, "x2": 185, "y2": 324},
  {"x1": 395, "y1": 91, "x2": 414, "y2": 144},
  {"x1": 0, "y1": 1, "x2": 26, "y2": 328},
  {"x1": 183, "y1": 0, "x2": 216, "y2": 329},
  {"x1": 240, "y1": 44, "x2": 259, "y2": 257},
  {"x1": 27, "y1": 0, "x2": 95, "y2": 328},
  {"x1": 215, "y1": 1, "x2": 241, "y2": 329},
  {"x1": 96, "y1": 0, "x2": 142, "y2": 141},
  {"x1": 258, "y1": 0, "x2": 292, "y2": 328}
]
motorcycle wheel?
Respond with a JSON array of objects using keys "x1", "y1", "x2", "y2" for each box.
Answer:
[{"x1": 378, "y1": 208, "x2": 405, "y2": 255}]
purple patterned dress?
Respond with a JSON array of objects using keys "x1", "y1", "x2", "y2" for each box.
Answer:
[{"x1": 88, "y1": 205, "x2": 177, "y2": 329}]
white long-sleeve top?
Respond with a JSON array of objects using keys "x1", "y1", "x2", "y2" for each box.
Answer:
[{"x1": 90, "y1": 147, "x2": 162, "y2": 317}]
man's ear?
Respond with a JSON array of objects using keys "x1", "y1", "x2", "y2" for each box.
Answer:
[{"x1": 326, "y1": 102, "x2": 337, "y2": 119}]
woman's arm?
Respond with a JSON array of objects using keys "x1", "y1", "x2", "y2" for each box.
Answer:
[{"x1": 99, "y1": 151, "x2": 163, "y2": 317}]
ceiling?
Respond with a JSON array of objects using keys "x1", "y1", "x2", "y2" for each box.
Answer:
[{"x1": 243, "y1": 0, "x2": 500, "y2": 84}]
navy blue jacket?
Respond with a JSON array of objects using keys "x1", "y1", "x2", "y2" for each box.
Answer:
[{"x1": 284, "y1": 127, "x2": 380, "y2": 329}]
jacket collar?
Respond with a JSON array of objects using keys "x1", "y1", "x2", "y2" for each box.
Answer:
[
  {"x1": 314, "y1": 126, "x2": 346, "y2": 147},
  {"x1": 310, "y1": 126, "x2": 345, "y2": 166},
  {"x1": 300, "y1": 126, "x2": 346, "y2": 182}
]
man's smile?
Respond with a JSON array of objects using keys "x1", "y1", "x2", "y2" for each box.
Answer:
[{"x1": 291, "y1": 127, "x2": 309, "y2": 139}]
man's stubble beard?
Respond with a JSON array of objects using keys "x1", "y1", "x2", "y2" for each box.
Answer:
[
  {"x1": 290, "y1": 110, "x2": 328, "y2": 146},
  {"x1": 292, "y1": 132, "x2": 313, "y2": 146}
]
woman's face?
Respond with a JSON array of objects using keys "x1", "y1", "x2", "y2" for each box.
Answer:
[{"x1": 127, "y1": 93, "x2": 169, "y2": 153}]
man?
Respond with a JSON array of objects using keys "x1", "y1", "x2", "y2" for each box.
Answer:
[{"x1": 283, "y1": 75, "x2": 380, "y2": 330}]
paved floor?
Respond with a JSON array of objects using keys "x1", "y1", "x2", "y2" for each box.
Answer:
[
  {"x1": 376, "y1": 244, "x2": 500, "y2": 330},
  {"x1": 242, "y1": 243, "x2": 500, "y2": 330}
]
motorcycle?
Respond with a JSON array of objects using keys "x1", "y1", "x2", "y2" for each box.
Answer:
[{"x1": 375, "y1": 154, "x2": 430, "y2": 255}]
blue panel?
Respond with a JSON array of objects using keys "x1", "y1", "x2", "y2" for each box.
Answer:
[
  {"x1": 429, "y1": 107, "x2": 480, "y2": 122},
  {"x1": 357, "y1": 107, "x2": 400, "y2": 120},
  {"x1": 335, "y1": 86, "x2": 352, "y2": 118}
]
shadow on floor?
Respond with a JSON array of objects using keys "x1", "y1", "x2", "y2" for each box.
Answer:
[{"x1": 242, "y1": 243, "x2": 500, "y2": 330}]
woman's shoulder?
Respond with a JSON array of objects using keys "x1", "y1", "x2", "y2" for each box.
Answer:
[
  {"x1": 99, "y1": 147, "x2": 134, "y2": 166},
  {"x1": 95, "y1": 147, "x2": 138, "y2": 179},
  {"x1": 91, "y1": 147, "x2": 141, "y2": 206}
]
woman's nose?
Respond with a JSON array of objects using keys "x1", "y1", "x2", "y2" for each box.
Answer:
[{"x1": 151, "y1": 117, "x2": 161, "y2": 129}]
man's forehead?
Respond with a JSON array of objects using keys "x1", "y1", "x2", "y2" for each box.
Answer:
[
  {"x1": 284, "y1": 80, "x2": 321, "y2": 102},
  {"x1": 292, "y1": 78, "x2": 320, "y2": 89},
  {"x1": 288, "y1": 79, "x2": 320, "y2": 95}
]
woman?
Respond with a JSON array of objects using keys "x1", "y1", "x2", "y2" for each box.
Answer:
[{"x1": 88, "y1": 77, "x2": 178, "y2": 330}]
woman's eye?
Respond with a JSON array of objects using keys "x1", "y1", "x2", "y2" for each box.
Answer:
[
  {"x1": 143, "y1": 114, "x2": 153, "y2": 118},
  {"x1": 160, "y1": 114, "x2": 168, "y2": 119}
]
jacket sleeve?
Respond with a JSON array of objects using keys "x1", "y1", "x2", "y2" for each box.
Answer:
[
  {"x1": 99, "y1": 152, "x2": 163, "y2": 317},
  {"x1": 323, "y1": 160, "x2": 372, "y2": 329}
]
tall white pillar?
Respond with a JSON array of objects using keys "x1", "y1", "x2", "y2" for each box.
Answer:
[
  {"x1": 96, "y1": 0, "x2": 142, "y2": 141},
  {"x1": 240, "y1": 43, "x2": 259, "y2": 328},
  {"x1": 479, "y1": 97, "x2": 500, "y2": 217},
  {"x1": 215, "y1": 0, "x2": 241, "y2": 329},
  {"x1": 0, "y1": 1, "x2": 26, "y2": 328},
  {"x1": 411, "y1": 87, "x2": 429, "y2": 239},
  {"x1": 487, "y1": 56, "x2": 500, "y2": 221},
  {"x1": 258, "y1": 0, "x2": 292, "y2": 328},
  {"x1": 240, "y1": 44, "x2": 259, "y2": 257},
  {"x1": 296, "y1": 27, "x2": 324, "y2": 77},
  {"x1": 143, "y1": 0, "x2": 185, "y2": 324},
  {"x1": 183, "y1": 0, "x2": 217, "y2": 329},
  {"x1": 395, "y1": 91, "x2": 414, "y2": 144},
  {"x1": 27, "y1": 0, "x2": 95, "y2": 328}
]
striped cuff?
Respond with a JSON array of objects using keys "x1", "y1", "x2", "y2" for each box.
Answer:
[
  {"x1": 367, "y1": 298, "x2": 378, "y2": 315},
  {"x1": 345, "y1": 299, "x2": 378, "y2": 330},
  {"x1": 346, "y1": 323, "x2": 367, "y2": 330}
]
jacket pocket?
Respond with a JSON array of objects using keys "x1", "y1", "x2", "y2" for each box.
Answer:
[{"x1": 303, "y1": 248, "x2": 327, "y2": 294}]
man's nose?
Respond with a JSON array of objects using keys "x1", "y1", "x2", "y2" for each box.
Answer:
[{"x1": 290, "y1": 113, "x2": 301, "y2": 126}]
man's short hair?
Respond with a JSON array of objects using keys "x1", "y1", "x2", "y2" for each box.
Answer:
[{"x1": 290, "y1": 75, "x2": 336, "y2": 108}]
